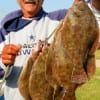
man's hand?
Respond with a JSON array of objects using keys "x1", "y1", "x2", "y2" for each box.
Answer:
[
  {"x1": 31, "y1": 40, "x2": 49, "y2": 61},
  {"x1": 1, "y1": 44, "x2": 21, "y2": 66}
]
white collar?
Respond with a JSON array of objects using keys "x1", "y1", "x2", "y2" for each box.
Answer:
[{"x1": 22, "y1": 17, "x2": 33, "y2": 20}]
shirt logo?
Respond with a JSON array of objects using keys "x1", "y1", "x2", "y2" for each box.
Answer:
[
  {"x1": 27, "y1": 34, "x2": 36, "y2": 44},
  {"x1": 19, "y1": 34, "x2": 36, "y2": 55}
]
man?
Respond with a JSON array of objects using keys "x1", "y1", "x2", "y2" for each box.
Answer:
[
  {"x1": 0, "y1": 0, "x2": 67, "y2": 100},
  {"x1": 88, "y1": 0, "x2": 100, "y2": 48}
]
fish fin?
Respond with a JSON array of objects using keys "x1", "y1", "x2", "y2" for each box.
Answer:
[
  {"x1": 71, "y1": 67, "x2": 88, "y2": 84},
  {"x1": 86, "y1": 55, "x2": 96, "y2": 80}
]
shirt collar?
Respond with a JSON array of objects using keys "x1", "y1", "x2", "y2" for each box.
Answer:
[{"x1": 1, "y1": 8, "x2": 47, "y2": 27}]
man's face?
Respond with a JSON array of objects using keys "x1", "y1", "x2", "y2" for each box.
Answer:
[{"x1": 18, "y1": 0, "x2": 43, "y2": 18}]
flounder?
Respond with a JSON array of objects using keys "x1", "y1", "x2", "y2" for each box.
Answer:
[{"x1": 18, "y1": 0, "x2": 99, "y2": 100}]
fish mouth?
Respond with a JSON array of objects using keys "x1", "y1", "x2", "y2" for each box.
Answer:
[{"x1": 24, "y1": 0, "x2": 37, "y2": 4}]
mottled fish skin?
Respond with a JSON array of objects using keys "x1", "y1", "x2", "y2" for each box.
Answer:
[
  {"x1": 18, "y1": 0, "x2": 99, "y2": 100},
  {"x1": 46, "y1": 0, "x2": 99, "y2": 99},
  {"x1": 28, "y1": 47, "x2": 54, "y2": 100},
  {"x1": 18, "y1": 57, "x2": 34, "y2": 100},
  {"x1": 46, "y1": 0, "x2": 98, "y2": 88}
]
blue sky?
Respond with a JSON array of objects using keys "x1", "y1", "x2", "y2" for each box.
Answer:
[{"x1": 0, "y1": 0, "x2": 74, "y2": 21}]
